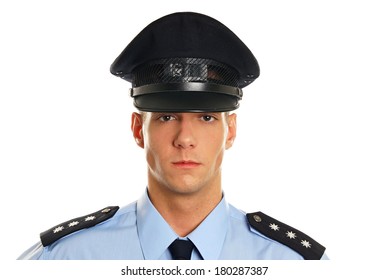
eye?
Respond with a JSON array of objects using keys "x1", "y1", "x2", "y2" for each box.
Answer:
[
  {"x1": 201, "y1": 115, "x2": 216, "y2": 122},
  {"x1": 158, "y1": 115, "x2": 176, "y2": 122}
]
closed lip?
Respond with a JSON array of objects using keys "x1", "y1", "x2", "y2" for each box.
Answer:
[{"x1": 172, "y1": 160, "x2": 201, "y2": 168}]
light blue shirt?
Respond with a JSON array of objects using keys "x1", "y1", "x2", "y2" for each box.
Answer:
[{"x1": 18, "y1": 190, "x2": 327, "y2": 260}]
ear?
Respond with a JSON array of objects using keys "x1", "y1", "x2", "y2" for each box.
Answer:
[
  {"x1": 225, "y1": 113, "x2": 237, "y2": 150},
  {"x1": 131, "y1": 112, "x2": 144, "y2": 148}
]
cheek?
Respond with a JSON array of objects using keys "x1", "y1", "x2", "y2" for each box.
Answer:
[
  {"x1": 203, "y1": 132, "x2": 227, "y2": 162},
  {"x1": 210, "y1": 127, "x2": 228, "y2": 150},
  {"x1": 144, "y1": 133, "x2": 168, "y2": 168}
]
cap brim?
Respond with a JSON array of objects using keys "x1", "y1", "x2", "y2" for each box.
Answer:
[{"x1": 133, "y1": 91, "x2": 240, "y2": 112}]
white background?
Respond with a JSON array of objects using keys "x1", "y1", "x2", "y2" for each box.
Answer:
[{"x1": 1, "y1": 0, "x2": 388, "y2": 278}]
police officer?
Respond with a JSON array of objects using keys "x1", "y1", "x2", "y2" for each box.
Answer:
[{"x1": 18, "y1": 12, "x2": 328, "y2": 260}]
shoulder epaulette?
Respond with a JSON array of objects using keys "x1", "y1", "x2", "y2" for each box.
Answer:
[
  {"x1": 40, "y1": 206, "x2": 119, "y2": 247},
  {"x1": 247, "y1": 211, "x2": 325, "y2": 260}
]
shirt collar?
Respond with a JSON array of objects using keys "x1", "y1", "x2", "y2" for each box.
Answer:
[
  {"x1": 187, "y1": 196, "x2": 229, "y2": 260},
  {"x1": 136, "y1": 190, "x2": 177, "y2": 260},
  {"x1": 137, "y1": 189, "x2": 229, "y2": 260}
]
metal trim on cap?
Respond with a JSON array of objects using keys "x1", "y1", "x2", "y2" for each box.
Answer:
[{"x1": 130, "y1": 83, "x2": 243, "y2": 99}]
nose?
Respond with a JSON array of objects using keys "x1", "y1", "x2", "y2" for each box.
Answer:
[{"x1": 173, "y1": 119, "x2": 197, "y2": 149}]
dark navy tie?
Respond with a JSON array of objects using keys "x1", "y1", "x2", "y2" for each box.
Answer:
[{"x1": 168, "y1": 239, "x2": 194, "y2": 260}]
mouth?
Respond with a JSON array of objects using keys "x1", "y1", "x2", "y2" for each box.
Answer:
[{"x1": 172, "y1": 160, "x2": 202, "y2": 169}]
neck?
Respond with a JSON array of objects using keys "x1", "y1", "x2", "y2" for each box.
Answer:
[{"x1": 147, "y1": 175, "x2": 222, "y2": 237}]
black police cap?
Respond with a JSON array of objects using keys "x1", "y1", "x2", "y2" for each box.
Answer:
[{"x1": 110, "y1": 12, "x2": 259, "y2": 112}]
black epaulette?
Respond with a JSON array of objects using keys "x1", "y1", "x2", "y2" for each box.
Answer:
[
  {"x1": 40, "y1": 206, "x2": 119, "y2": 247},
  {"x1": 247, "y1": 211, "x2": 325, "y2": 260}
]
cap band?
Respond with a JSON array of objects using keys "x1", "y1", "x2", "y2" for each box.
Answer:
[{"x1": 130, "y1": 82, "x2": 243, "y2": 98}]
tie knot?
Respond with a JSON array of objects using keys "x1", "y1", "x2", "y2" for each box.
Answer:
[{"x1": 168, "y1": 239, "x2": 194, "y2": 260}]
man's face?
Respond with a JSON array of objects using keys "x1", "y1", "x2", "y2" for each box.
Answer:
[{"x1": 132, "y1": 112, "x2": 236, "y2": 196}]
